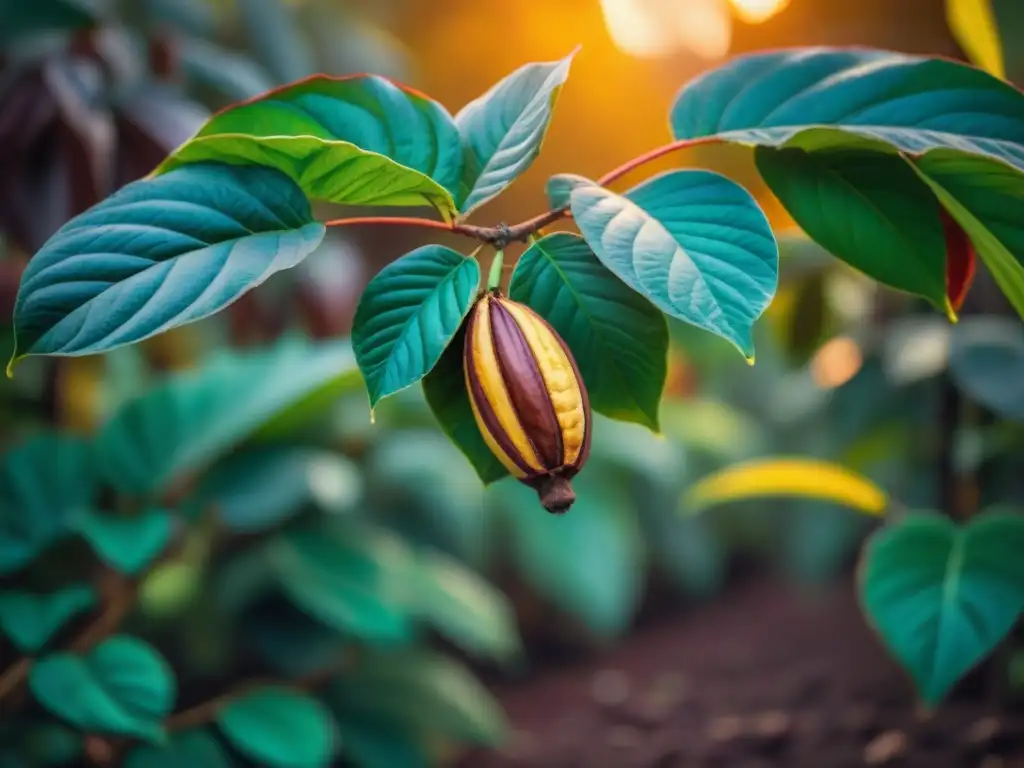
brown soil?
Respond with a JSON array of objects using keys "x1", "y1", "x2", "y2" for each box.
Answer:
[{"x1": 464, "y1": 578, "x2": 1024, "y2": 768}]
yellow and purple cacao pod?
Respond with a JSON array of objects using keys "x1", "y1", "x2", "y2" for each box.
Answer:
[{"x1": 463, "y1": 292, "x2": 592, "y2": 514}]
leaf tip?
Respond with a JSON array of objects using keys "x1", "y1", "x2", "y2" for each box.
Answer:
[{"x1": 5, "y1": 354, "x2": 19, "y2": 379}]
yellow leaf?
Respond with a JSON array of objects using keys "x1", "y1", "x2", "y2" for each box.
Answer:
[
  {"x1": 947, "y1": 0, "x2": 1006, "y2": 79},
  {"x1": 683, "y1": 457, "x2": 888, "y2": 516}
]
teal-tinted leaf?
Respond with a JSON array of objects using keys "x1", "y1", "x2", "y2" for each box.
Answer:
[
  {"x1": 0, "y1": 586, "x2": 96, "y2": 653},
  {"x1": 0, "y1": 0, "x2": 106, "y2": 43},
  {"x1": 125, "y1": 730, "x2": 233, "y2": 768},
  {"x1": 76, "y1": 509, "x2": 174, "y2": 575},
  {"x1": 569, "y1": 170, "x2": 778, "y2": 359},
  {"x1": 10, "y1": 163, "x2": 325, "y2": 367},
  {"x1": 422, "y1": 321, "x2": 509, "y2": 484},
  {"x1": 237, "y1": 0, "x2": 315, "y2": 84},
  {"x1": 455, "y1": 50, "x2": 576, "y2": 214},
  {"x1": 30, "y1": 635, "x2": 176, "y2": 741},
  {"x1": 187, "y1": 447, "x2": 362, "y2": 532},
  {"x1": 217, "y1": 687, "x2": 336, "y2": 768},
  {"x1": 157, "y1": 76, "x2": 462, "y2": 217},
  {"x1": 0, "y1": 433, "x2": 97, "y2": 574},
  {"x1": 492, "y1": 475, "x2": 644, "y2": 637},
  {"x1": 754, "y1": 147, "x2": 948, "y2": 308},
  {"x1": 335, "y1": 713, "x2": 428, "y2": 768},
  {"x1": 94, "y1": 337, "x2": 360, "y2": 496},
  {"x1": 545, "y1": 173, "x2": 590, "y2": 210},
  {"x1": 510, "y1": 232, "x2": 668, "y2": 429},
  {"x1": 268, "y1": 521, "x2": 414, "y2": 644},
  {"x1": 353, "y1": 245, "x2": 480, "y2": 411},
  {"x1": 948, "y1": 317, "x2": 1024, "y2": 421},
  {"x1": 326, "y1": 650, "x2": 505, "y2": 745},
  {"x1": 860, "y1": 511, "x2": 1024, "y2": 705}
]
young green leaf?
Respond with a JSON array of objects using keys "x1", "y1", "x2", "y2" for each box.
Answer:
[
  {"x1": 0, "y1": 433, "x2": 97, "y2": 574},
  {"x1": 0, "y1": 586, "x2": 96, "y2": 653},
  {"x1": 754, "y1": 148, "x2": 949, "y2": 311},
  {"x1": 125, "y1": 730, "x2": 232, "y2": 768},
  {"x1": 76, "y1": 509, "x2": 175, "y2": 575},
  {"x1": 860, "y1": 511, "x2": 1024, "y2": 705},
  {"x1": 157, "y1": 76, "x2": 462, "y2": 218},
  {"x1": 9, "y1": 163, "x2": 325, "y2": 369},
  {"x1": 509, "y1": 232, "x2": 668, "y2": 430},
  {"x1": 455, "y1": 49, "x2": 577, "y2": 214},
  {"x1": 94, "y1": 337, "x2": 360, "y2": 496},
  {"x1": 568, "y1": 170, "x2": 778, "y2": 360},
  {"x1": 30, "y1": 635, "x2": 176, "y2": 741},
  {"x1": 353, "y1": 245, "x2": 480, "y2": 412},
  {"x1": 421, "y1": 321, "x2": 510, "y2": 485},
  {"x1": 948, "y1": 317, "x2": 1024, "y2": 421},
  {"x1": 217, "y1": 687, "x2": 337, "y2": 768}
]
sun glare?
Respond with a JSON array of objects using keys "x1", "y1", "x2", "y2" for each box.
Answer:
[
  {"x1": 728, "y1": 0, "x2": 791, "y2": 24},
  {"x1": 599, "y1": 0, "x2": 731, "y2": 60}
]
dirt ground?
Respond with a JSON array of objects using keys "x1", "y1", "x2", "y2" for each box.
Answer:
[{"x1": 463, "y1": 577, "x2": 1024, "y2": 768}]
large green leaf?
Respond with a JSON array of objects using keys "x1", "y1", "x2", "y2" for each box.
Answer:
[
  {"x1": 948, "y1": 317, "x2": 1024, "y2": 421},
  {"x1": 157, "y1": 76, "x2": 462, "y2": 218},
  {"x1": 455, "y1": 50, "x2": 576, "y2": 214},
  {"x1": 30, "y1": 636, "x2": 176, "y2": 741},
  {"x1": 860, "y1": 511, "x2": 1024, "y2": 705},
  {"x1": 754, "y1": 148, "x2": 948, "y2": 309},
  {"x1": 509, "y1": 232, "x2": 668, "y2": 429},
  {"x1": 9, "y1": 163, "x2": 325, "y2": 368},
  {"x1": 125, "y1": 730, "x2": 233, "y2": 768},
  {"x1": 217, "y1": 687, "x2": 336, "y2": 768},
  {"x1": 94, "y1": 337, "x2": 360, "y2": 496},
  {"x1": 421, "y1": 321, "x2": 509, "y2": 485},
  {"x1": 76, "y1": 509, "x2": 175, "y2": 575},
  {"x1": 568, "y1": 170, "x2": 778, "y2": 359},
  {"x1": 0, "y1": 433, "x2": 97, "y2": 574},
  {"x1": 0, "y1": 586, "x2": 96, "y2": 653},
  {"x1": 353, "y1": 245, "x2": 479, "y2": 411},
  {"x1": 669, "y1": 47, "x2": 1024, "y2": 319}
]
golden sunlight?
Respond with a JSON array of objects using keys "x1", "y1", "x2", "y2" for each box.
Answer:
[
  {"x1": 728, "y1": 0, "x2": 791, "y2": 24},
  {"x1": 599, "y1": 0, "x2": 731, "y2": 60}
]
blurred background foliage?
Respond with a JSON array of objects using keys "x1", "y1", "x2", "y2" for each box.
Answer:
[{"x1": 2, "y1": 0, "x2": 1024, "y2": 766}]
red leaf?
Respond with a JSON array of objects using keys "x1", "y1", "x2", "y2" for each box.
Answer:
[{"x1": 941, "y1": 209, "x2": 977, "y2": 317}]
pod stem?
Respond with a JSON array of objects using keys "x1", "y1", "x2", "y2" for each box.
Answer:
[
  {"x1": 487, "y1": 249, "x2": 504, "y2": 292},
  {"x1": 538, "y1": 474, "x2": 576, "y2": 514}
]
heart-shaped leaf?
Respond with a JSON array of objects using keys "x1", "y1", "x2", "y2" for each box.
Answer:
[
  {"x1": 860, "y1": 511, "x2": 1024, "y2": 705},
  {"x1": 157, "y1": 75, "x2": 462, "y2": 218},
  {"x1": 510, "y1": 232, "x2": 668, "y2": 430},
  {"x1": 9, "y1": 163, "x2": 326, "y2": 368},
  {"x1": 455, "y1": 50, "x2": 576, "y2": 214},
  {"x1": 125, "y1": 730, "x2": 232, "y2": 768},
  {"x1": 94, "y1": 337, "x2": 360, "y2": 496},
  {"x1": 353, "y1": 245, "x2": 480, "y2": 411},
  {"x1": 421, "y1": 320, "x2": 509, "y2": 484},
  {"x1": 30, "y1": 635, "x2": 176, "y2": 741},
  {"x1": 948, "y1": 317, "x2": 1024, "y2": 421},
  {"x1": 217, "y1": 687, "x2": 336, "y2": 768},
  {"x1": 569, "y1": 170, "x2": 778, "y2": 359},
  {"x1": 76, "y1": 509, "x2": 175, "y2": 575},
  {"x1": 0, "y1": 433, "x2": 97, "y2": 574},
  {"x1": 0, "y1": 585, "x2": 96, "y2": 653}
]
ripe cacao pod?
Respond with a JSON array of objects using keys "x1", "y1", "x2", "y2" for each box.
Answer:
[{"x1": 464, "y1": 292, "x2": 592, "y2": 513}]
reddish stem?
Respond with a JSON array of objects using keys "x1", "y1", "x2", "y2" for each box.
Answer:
[
  {"x1": 597, "y1": 136, "x2": 721, "y2": 187},
  {"x1": 324, "y1": 215, "x2": 456, "y2": 234}
]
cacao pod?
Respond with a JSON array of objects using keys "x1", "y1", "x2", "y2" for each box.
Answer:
[{"x1": 464, "y1": 292, "x2": 592, "y2": 513}]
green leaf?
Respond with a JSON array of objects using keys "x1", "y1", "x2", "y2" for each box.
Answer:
[
  {"x1": 30, "y1": 635, "x2": 176, "y2": 741},
  {"x1": 948, "y1": 317, "x2": 1024, "y2": 421},
  {"x1": 10, "y1": 163, "x2": 325, "y2": 368},
  {"x1": 326, "y1": 650, "x2": 505, "y2": 746},
  {"x1": 422, "y1": 321, "x2": 509, "y2": 484},
  {"x1": 545, "y1": 173, "x2": 589, "y2": 209},
  {"x1": 455, "y1": 50, "x2": 576, "y2": 214},
  {"x1": 0, "y1": 586, "x2": 96, "y2": 653},
  {"x1": 0, "y1": 433, "x2": 97, "y2": 574},
  {"x1": 217, "y1": 687, "x2": 336, "y2": 768},
  {"x1": 414, "y1": 550, "x2": 520, "y2": 662},
  {"x1": 509, "y1": 232, "x2": 668, "y2": 429},
  {"x1": 860, "y1": 511, "x2": 1024, "y2": 705},
  {"x1": 157, "y1": 76, "x2": 462, "y2": 218},
  {"x1": 188, "y1": 447, "x2": 362, "y2": 532},
  {"x1": 335, "y1": 713, "x2": 428, "y2": 768},
  {"x1": 268, "y1": 521, "x2": 414, "y2": 644},
  {"x1": 492, "y1": 475, "x2": 643, "y2": 637},
  {"x1": 353, "y1": 245, "x2": 480, "y2": 411},
  {"x1": 947, "y1": 0, "x2": 1005, "y2": 78},
  {"x1": 125, "y1": 730, "x2": 233, "y2": 768},
  {"x1": 94, "y1": 337, "x2": 360, "y2": 496},
  {"x1": 754, "y1": 148, "x2": 948, "y2": 309},
  {"x1": 568, "y1": 171, "x2": 778, "y2": 360},
  {"x1": 76, "y1": 509, "x2": 174, "y2": 575}
]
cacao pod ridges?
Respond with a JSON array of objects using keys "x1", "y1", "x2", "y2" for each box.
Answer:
[{"x1": 463, "y1": 291, "x2": 592, "y2": 513}]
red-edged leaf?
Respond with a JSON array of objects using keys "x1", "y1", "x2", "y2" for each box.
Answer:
[{"x1": 942, "y1": 209, "x2": 978, "y2": 316}]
